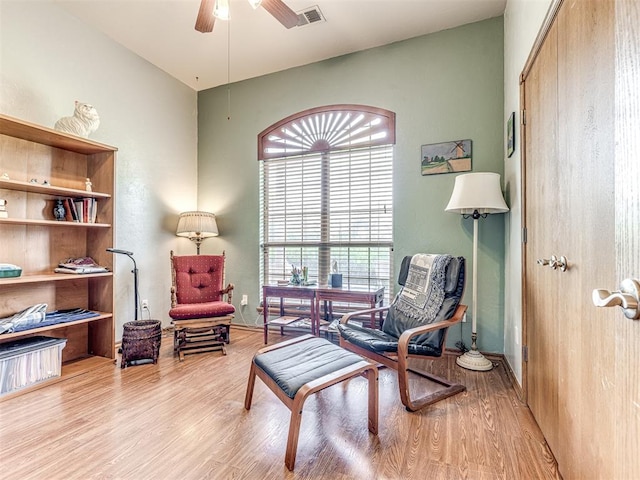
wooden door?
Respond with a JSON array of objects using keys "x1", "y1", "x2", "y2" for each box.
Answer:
[
  {"x1": 555, "y1": 1, "x2": 616, "y2": 475},
  {"x1": 523, "y1": 0, "x2": 639, "y2": 478},
  {"x1": 613, "y1": 1, "x2": 640, "y2": 476},
  {"x1": 523, "y1": 21, "x2": 561, "y2": 454}
]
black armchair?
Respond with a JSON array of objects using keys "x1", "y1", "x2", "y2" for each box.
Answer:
[{"x1": 338, "y1": 254, "x2": 467, "y2": 411}]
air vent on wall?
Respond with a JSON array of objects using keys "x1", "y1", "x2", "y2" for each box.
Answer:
[{"x1": 296, "y1": 5, "x2": 325, "y2": 27}]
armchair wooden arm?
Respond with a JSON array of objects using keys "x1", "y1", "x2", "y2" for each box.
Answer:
[
  {"x1": 396, "y1": 304, "x2": 467, "y2": 411},
  {"x1": 397, "y1": 304, "x2": 467, "y2": 354},
  {"x1": 340, "y1": 306, "x2": 390, "y2": 325},
  {"x1": 222, "y1": 283, "x2": 234, "y2": 303}
]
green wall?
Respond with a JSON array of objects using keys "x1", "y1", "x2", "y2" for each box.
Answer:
[{"x1": 198, "y1": 16, "x2": 506, "y2": 353}]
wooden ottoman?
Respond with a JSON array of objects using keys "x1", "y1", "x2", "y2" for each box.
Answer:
[{"x1": 244, "y1": 334, "x2": 378, "y2": 471}]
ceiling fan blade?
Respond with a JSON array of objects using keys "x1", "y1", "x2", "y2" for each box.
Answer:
[
  {"x1": 261, "y1": 0, "x2": 299, "y2": 29},
  {"x1": 195, "y1": 0, "x2": 216, "y2": 33}
]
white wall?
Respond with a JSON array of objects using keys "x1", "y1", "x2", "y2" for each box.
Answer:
[
  {"x1": 502, "y1": 0, "x2": 552, "y2": 385},
  {"x1": 0, "y1": 1, "x2": 198, "y2": 338}
]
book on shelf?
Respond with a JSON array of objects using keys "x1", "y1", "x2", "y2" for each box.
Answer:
[
  {"x1": 64, "y1": 197, "x2": 78, "y2": 222},
  {"x1": 63, "y1": 197, "x2": 97, "y2": 223},
  {"x1": 73, "y1": 199, "x2": 83, "y2": 223},
  {"x1": 63, "y1": 198, "x2": 76, "y2": 221},
  {"x1": 54, "y1": 266, "x2": 109, "y2": 274},
  {"x1": 85, "y1": 197, "x2": 97, "y2": 223},
  {"x1": 91, "y1": 198, "x2": 97, "y2": 223},
  {"x1": 55, "y1": 256, "x2": 108, "y2": 274},
  {"x1": 267, "y1": 315, "x2": 301, "y2": 325}
]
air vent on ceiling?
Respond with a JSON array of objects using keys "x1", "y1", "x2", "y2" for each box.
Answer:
[{"x1": 296, "y1": 5, "x2": 325, "y2": 27}]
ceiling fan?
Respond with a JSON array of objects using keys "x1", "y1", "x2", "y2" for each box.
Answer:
[{"x1": 195, "y1": 0, "x2": 299, "y2": 33}]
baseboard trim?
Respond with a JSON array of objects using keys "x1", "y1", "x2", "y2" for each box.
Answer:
[
  {"x1": 503, "y1": 357, "x2": 524, "y2": 401},
  {"x1": 230, "y1": 323, "x2": 262, "y2": 332}
]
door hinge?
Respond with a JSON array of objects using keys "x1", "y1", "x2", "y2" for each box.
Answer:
[
  {"x1": 521, "y1": 109, "x2": 526, "y2": 125},
  {"x1": 522, "y1": 226, "x2": 527, "y2": 244},
  {"x1": 523, "y1": 345, "x2": 529, "y2": 362}
]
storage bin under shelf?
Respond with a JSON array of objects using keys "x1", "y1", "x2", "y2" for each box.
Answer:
[{"x1": 0, "y1": 336, "x2": 67, "y2": 396}]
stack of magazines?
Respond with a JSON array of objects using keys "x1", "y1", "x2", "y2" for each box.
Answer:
[
  {"x1": 54, "y1": 256, "x2": 108, "y2": 274},
  {"x1": 0, "y1": 305, "x2": 100, "y2": 334}
]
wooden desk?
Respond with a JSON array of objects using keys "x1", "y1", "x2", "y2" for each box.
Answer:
[
  {"x1": 262, "y1": 285, "x2": 317, "y2": 344},
  {"x1": 262, "y1": 284, "x2": 385, "y2": 344},
  {"x1": 315, "y1": 286, "x2": 385, "y2": 332}
]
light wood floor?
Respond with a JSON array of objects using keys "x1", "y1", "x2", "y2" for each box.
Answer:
[{"x1": 0, "y1": 328, "x2": 560, "y2": 480}]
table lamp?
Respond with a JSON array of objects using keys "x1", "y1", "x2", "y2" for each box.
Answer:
[{"x1": 176, "y1": 211, "x2": 219, "y2": 254}]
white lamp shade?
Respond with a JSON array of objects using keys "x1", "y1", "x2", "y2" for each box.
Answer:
[
  {"x1": 176, "y1": 211, "x2": 219, "y2": 238},
  {"x1": 445, "y1": 172, "x2": 509, "y2": 216}
]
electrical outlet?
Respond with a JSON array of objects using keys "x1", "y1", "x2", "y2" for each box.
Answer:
[
  {"x1": 141, "y1": 299, "x2": 149, "y2": 309},
  {"x1": 241, "y1": 294, "x2": 248, "y2": 306}
]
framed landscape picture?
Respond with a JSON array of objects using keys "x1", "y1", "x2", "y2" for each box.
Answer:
[{"x1": 421, "y1": 139, "x2": 472, "y2": 176}]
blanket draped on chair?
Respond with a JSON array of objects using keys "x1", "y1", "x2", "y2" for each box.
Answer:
[
  {"x1": 394, "y1": 254, "x2": 452, "y2": 324},
  {"x1": 379, "y1": 253, "x2": 460, "y2": 353}
]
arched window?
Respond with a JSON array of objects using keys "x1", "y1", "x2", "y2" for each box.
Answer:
[{"x1": 259, "y1": 104, "x2": 395, "y2": 299}]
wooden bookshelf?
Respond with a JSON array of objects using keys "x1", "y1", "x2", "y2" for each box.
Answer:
[{"x1": 0, "y1": 113, "x2": 117, "y2": 399}]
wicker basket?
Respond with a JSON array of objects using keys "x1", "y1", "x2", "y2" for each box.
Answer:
[{"x1": 121, "y1": 320, "x2": 162, "y2": 368}]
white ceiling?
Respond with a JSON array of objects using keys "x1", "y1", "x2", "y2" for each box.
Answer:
[{"x1": 55, "y1": 0, "x2": 506, "y2": 92}]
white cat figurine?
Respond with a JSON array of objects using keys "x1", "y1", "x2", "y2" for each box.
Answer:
[{"x1": 54, "y1": 101, "x2": 100, "y2": 138}]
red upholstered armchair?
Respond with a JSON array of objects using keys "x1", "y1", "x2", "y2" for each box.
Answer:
[{"x1": 169, "y1": 251, "x2": 235, "y2": 360}]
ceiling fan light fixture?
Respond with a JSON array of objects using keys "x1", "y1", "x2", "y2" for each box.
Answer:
[
  {"x1": 248, "y1": 0, "x2": 262, "y2": 9},
  {"x1": 213, "y1": 0, "x2": 230, "y2": 20}
]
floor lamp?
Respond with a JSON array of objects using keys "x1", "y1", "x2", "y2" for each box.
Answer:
[
  {"x1": 445, "y1": 172, "x2": 509, "y2": 371},
  {"x1": 107, "y1": 248, "x2": 140, "y2": 321}
]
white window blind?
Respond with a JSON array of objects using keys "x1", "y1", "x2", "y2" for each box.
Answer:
[
  {"x1": 260, "y1": 145, "x2": 393, "y2": 297},
  {"x1": 259, "y1": 105, "x2": 395, "y2": 300}
]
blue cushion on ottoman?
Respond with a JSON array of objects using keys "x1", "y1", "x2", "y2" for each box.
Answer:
[{"x1": 254, "y1": 336, "x2": 366, "y2": 399}]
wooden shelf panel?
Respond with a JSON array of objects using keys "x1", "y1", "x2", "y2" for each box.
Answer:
[
  {"x1": 62, "y1": 355, "x2": 116, "y2": 378},
  {"x1": 0, "y1": 272, "x2": 112, "y2": 286},
  {"x1": 0, "y1": 312, "x2": 113, "y2": 341},
  {"x1": 0, "y1": 217, "x2": 110, "y2": 228},
  {"x1": 0, "y1": 113, "x2": 117, "y2": 154},
  {"x1": 0, "y1": 355, "x2": 115, "y2": 402},
  {"x1": 0, "y1": 178, "x2": 111, "y2": 199}
]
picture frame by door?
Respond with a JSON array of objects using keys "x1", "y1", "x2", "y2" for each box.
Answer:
[{"x1": 507, "y1": 112, "x2": 515, "y2": 158}]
